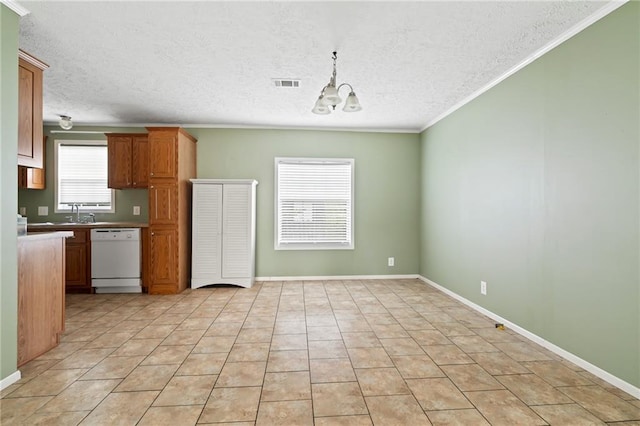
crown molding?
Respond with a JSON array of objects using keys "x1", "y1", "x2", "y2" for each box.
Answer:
[
  {"x1": 420, "y1": 0, "x2": 629, "y2": 132},
  {"x1": 0, "y1": 0, "x2": 29, "y2": 16},
  {"x1": 18, "y1": 49, "x2": 49, "y2": 69},
  {"x1": 43, "y1": 121, "x2": 421, "y2": 135}
]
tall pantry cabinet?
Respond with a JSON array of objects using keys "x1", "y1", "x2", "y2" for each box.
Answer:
[
  {"x1": 191, "y1": 179, "x2": 258, "y2": 289},
  {"x1": 147, "y1": 127, "x2": 197, "y2": 295}
]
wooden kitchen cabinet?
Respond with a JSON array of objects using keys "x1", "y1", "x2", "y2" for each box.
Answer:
[
  {"x1": 149, "y1": 227, "x2": 179, "y2": 292},
  {"x1": 18, "y1": 166, "x2": 45, "y2": 189},
  {"x1": 132, "y1": 135, "x2": 149, "y2": 187},
  {"x1": 147, "y1": 127, "x2": 196, "y2": 295},
  {"x1": 64, "y1": 229, "x2": 92, "y2": 293},
  {"x1": 17, "y1": 50, "x2": 48, "y2": 168},
  {"x1": 149, "y1": 182, "x2": 179, "y2": 224},
  {"x1": 107, "y1": 133, "x2": 149, "y2": 189},
  {"x1": 28, "y1": 228, "x2": 92, "y2": 293},
  {"x1": 19, "y1": 136, "x2": 47, "y2": 190},
  {"x1": 17, "y1": 232, "x2": 68, "y2": 366},
  {"x1": 148, "y1": 131, "x2": 178, "y2": 179}
]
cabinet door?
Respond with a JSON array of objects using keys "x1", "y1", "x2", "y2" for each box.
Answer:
[
  {"x1": 65, "y1": 243, "x2": 88, "y2": 288},
  {"x1": 19, "y1": 135, "x2": 47, "y2": 190},
  {"x1": 222, "y1": 184, "x2": 252, "y2": 278},
  {"x1": 108, "y1": 136, "x2": 132, "y2": 188},
  {"x1": 149, "y1": 227, "x2": 178, "y2": 287},
  {"x1": 17, "y1": 60, "x2": 44, "y2": 168},
  {"x1": 29, "y1": 168, "x2": 45, "y2": 189},
  {"x1": 132, "y1": 135, "x2": 149, "y2": 188},
  {"x1": 149, "y1": 183, "x2": 179, "y2": 224},
  {"x1": 192, "y1": 184, "x2": 223, "y2": 282},
  {"x1": 18, "y1": 166, "x2": 45, "y2": 190},
  {"x1": 149, "y1": 132, "x2": 176, "y2": 179}
]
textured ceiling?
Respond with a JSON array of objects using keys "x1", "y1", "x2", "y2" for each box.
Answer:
[{"x1": 17, "y1": 1, "x2": 613, "y2": 132}]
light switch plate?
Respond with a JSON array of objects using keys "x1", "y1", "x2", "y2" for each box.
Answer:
[
  {"x1": 38, "y1": 206, "x2": 48, "y2": 216},
  {"x1": 133, "y1": 206, "x2": 141, "y2": 215}
]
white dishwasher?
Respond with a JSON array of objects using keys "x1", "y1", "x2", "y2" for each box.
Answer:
[{"x1": 91, "y1": 228, "x2": 141, "y2": 293}]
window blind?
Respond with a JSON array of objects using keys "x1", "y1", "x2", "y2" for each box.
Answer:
[
  {"x1": 57, "y1": 144, "x2": 111, "y2": 208},
  {"x1": 276, "y1": 158, "x2": 354, "y2": 250}
]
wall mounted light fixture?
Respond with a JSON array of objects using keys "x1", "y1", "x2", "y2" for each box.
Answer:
[
  {"x1": 312, "y1": 52, "x2": 362, "y2": 115},
  {"x1": 59, "y1": 115, "x2": 73, "y2": 130}
]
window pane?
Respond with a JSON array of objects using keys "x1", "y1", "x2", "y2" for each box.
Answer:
[
  {"x1": 56, "y1": 142, "x2": 113, "y2": 211},
  {"x1": 276, "y1": 158, "x2": 354, "y2": 250}
]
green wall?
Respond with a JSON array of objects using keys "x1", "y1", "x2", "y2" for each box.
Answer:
[
  {"x1": 420, "y1": 2, "x2": 639, "y2": 388},
  {"x1": 18, "y1": 126, "x2": 149, "y2": 223},
  {"x1": 187, "y1": 128, "x2": 421, "y2": 278},
  {"x1": 19, "y1": 127, "x2": 422, "y2": 277},
  {"x1": 0, "y1": 4, "x2": 20, "y2": 383}
]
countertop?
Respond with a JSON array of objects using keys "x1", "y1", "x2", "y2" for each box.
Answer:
[
  {"x1": 18, "y1": 231, "x2": 74, "y2": 241},
  {"x1": 27, "y1": 222, "x2": 149, "y2": 230}
]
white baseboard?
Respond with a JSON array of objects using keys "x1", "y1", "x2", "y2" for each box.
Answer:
[
  {"x1": 256, "y1": 274, "x2": 420, "y2": 282},
  {"x1": 0, "y1": 370, "x2": 21, "y2": 391},
  {"x1": 418, "y1": 275, "x2": 640, "y2": 399}
]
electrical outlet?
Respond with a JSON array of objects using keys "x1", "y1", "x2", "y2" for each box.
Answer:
[
  {"x1": 133, "y1": 206, "x2": 141, "y2": 215},
  {"x1": 480, "y1": 281, "x2": 487, "y2": 295},
  {"x1": 19, "y1": 207, "x2": 26, "y2": 216},
  {"x1": 38, "y1": 206, "x2": 48, "y2": 216},
  {"x1": 388, "y1": 257, "x2": 395, "y2": 267}
]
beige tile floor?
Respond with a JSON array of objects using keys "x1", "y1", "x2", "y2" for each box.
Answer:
[{"x1": 2, "y1": 279, "x2": 639, "y2": 425}]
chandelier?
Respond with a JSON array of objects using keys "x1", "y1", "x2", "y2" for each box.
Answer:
[{"x1": 312, "y1": 51, "x2": 362, "y2": 115}]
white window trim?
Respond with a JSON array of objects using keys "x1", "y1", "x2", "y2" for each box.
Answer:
[
  {"x1": 274, "y1": 157, "x2": 355, "y2": 251},
  {"x1": 54, "y1": 140, "x2": 115, "y2": 214}
]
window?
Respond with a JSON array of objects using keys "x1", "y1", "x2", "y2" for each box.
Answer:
[
  {"x1": 275, "y1": 157, "x2": 354, "y2": 250},
  {"x1": 55, "y1": 140, "x2": 114, "y2": 213}
]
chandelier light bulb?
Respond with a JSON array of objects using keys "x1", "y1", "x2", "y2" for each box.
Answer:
[
  {"x1": 312, "y1": 96, "x2": 331, "y2": 115},
  {"x1": 343, "y1": 92, "x2": 362, "y2": 112},
  {"x1": 321, "y1": 85, "x2": 342, "y2": 107}
]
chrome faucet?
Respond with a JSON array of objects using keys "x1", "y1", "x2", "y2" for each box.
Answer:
[{"x1": 71, "y1": 203, "x2": 81, "y2": 222}]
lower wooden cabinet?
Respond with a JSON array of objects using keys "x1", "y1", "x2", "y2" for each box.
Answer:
[
  {"x1": 17, "y1": 233, "x2": 66, "y2": 366},
  {"x1": 28, "y1": 228, "x2": 92, "y2": 293},
  {"x1": 64, "y1": 229, "x2": 91, "y2": 293},
  {"x1": 149, "y1": 227, "x2": 179, "y2": 294}
]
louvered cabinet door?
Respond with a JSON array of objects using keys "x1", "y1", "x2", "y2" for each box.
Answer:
[
  {"x1": 191, "y1": 183, "x2": 223, "y2": 289},
  {"x1": 222, "y1": 184, "x2": 252, "y2": 279},
  {"x1": 190, "y1": 179, "x2": 257, "y2": 288}
]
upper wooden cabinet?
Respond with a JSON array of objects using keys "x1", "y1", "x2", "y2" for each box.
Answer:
[
  {"x1": 18, "y1": 165, "x2": 45, "y2": 190},
  {"x1": 107, "y1": 133, "x2": 149, "y2": 189},
  {"x1": 18, "y1": 50, "x2": 48, "y2": 168},
  {"x1": 132, "y1": 135, "x2": 149, "y2": 187},
  {"x1": 148, "y1": 130, "x2": 178, "y2": 179},
  {"x1": 19, "y1": 136, "x2": 46, "y2": 190}
]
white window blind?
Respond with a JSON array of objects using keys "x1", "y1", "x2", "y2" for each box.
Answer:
[
  {"x1": 276, "y1": 157, "x2": 354, "y2": 250},
  {"x1": 55, "y1": 141, "x2": 114, "y2": 212}
]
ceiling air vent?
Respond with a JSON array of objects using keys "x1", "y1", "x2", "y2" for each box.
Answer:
[{"x1": 273, "y1": 79, "x2": 300, "y2": 88}]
